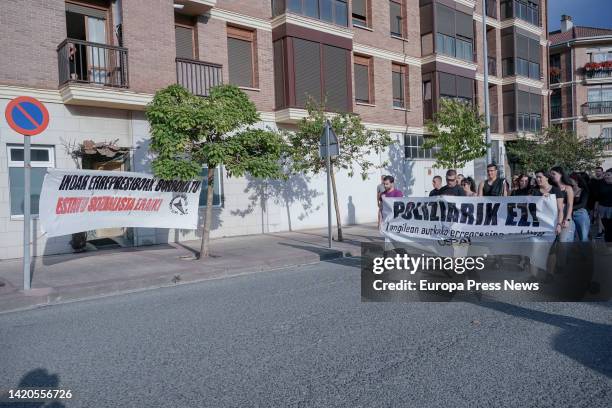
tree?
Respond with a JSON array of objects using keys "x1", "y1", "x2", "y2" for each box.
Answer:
[
  {"x1": 423, "y1": 98, "x2": 489, "y2": 169},
  {"x1": 506, "y1": 126, "x2": 606, "y2": 173},
  {"x1": 287, "y1": 101, "x2": 392, "y2": 241},
  {"x1": 146, "y1": 84, "x2": 285, "y2": 259}
]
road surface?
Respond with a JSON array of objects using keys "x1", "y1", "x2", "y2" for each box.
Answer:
[{"x1": 1, "y1": 258, "x2": 611, "y2": 407}]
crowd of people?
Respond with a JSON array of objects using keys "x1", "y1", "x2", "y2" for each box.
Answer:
[{"x1": 377, "y1": 164, "x2": 612, "y2": 243}]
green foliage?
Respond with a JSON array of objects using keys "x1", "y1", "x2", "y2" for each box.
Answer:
[
  {"x1": 423, "y1": 98, "x2": 489, "y2": 169},
  {"x1": 506, "y1": 126, "x2": 606, "y2": 173},
  {"x1": 287, "y1": 100, "x2": 393, "y2": 179},
  {"x1": 146, "y1": 84, "x2": 283, "y2": 180}
]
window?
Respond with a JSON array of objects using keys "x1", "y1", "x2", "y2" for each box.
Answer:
[
  {"x1": 435, "y1": 4, "x2": 473, "y2": 62},
  {"x1": 392, "y1": 63, "x2": 406, "y2": 108},
  {"x1": 516, "y1": 90, "x2": 541, "y2": 132},
  {"x1": 551, "y1": 89, "x2": 562, "y2": 119},
  {"x1": 291, "y1": 38, "x2": 350, "y2": 111},
  {"x1": 198, "y1": 167, "x2": 223, "y2": 207},
  {"x1": 500, "y1": 0, "x2": 539, "y2": 26},
  {"x1": 502, "y1": 34, "x2": 540, "y2": 80},
  {"x1": 591, "y1": 52, "x2": 612, "y2": 63},
  {"x1": 352, "y1": 0, "x2": 368, "y2": 27},
  {"x1": 277, "y1": 0, "x2": 348, "y2": 26},
  {"x1": 354, "y1": 55, "x2": 372, "y2": 104},
  {"x1": 404, "y1": 134, "x2": 439, "y2": 159},
  {"x1": 175, "y1": 24, "x2": 195, "y2": 59},
  {"x1": 8, "y1": 145, "x2": 55, "y2": 217},
  {"x1": 588, "y1": 85, "x2": 612, "y2": 102},
  {"x1": 389, "y1": 0, "x2": 404, "y2": 37},
  {"x1": 227, "y1": 26, "x2": 256, "y2": 88},
  {"x1": 439, "y1": 72, "x2": 474, "y2": 104}
]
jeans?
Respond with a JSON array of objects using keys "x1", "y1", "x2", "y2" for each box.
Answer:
[
  {"x1": 558, "y1": 219, "x2": 575, "y2": 243},
  {"x1": 572, "y1": 208, "x2": 590, "y2": 242}
]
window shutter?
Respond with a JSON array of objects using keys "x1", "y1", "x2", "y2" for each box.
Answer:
[
  {"x1": 228, "y1": 37, "x2": 254, "y2": 87},
  {"x1": 528, "y1": 38, "x2": 540, "y2": 63},
  {"x1": 457, "y1": 76, "x2": 473, "y2": 100},
  {"x1": 517, "y1": 91, "x2": 530, "y2": 113},
  {"x1": 175, "y1": 26, "x2": 194, "y2": 59},
  {"x1": 503, "y1": 90, "x2": 515, "y2": 114},
  {"x1": 353, "y1": 0, "x2": 366, "y2": 17},
  {"x1": 436, "y1": 4, "x2": 455, "y2": 36},
  {"x1": 354, "y1": 63, "x2": 369, "y2": 103},
  {"x1": 294, "y1": 38, "x2": 322, "y2": 107},
  {"x1": 323, "y1": 45, "x2": 349, "y2": 111},
  {"x1": 274, "y1": 39, "x2": 286, "y2": 109},
  {"x1": 529, "y1": 93, "x2": 541, "y2": 114},
  {"x1": 501, "y1": 33, "x2": 514, "y2": 58},
  {"x1": 516, "y1": 34, "x2": 529, "y2": 60},
  {"x1": 439, "y1": 72, "x2": 456, "y2": 96},
  {"x1": 456, "y1": 11, "x2": 473, "y2": 39},
  {"x1": 66, "y1": 3, "x2": 107, "y2": 19}
]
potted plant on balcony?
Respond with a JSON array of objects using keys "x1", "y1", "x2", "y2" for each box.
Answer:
[
  {"x1": 585, "y1": 62, "x2": 602, "y2": 72},
  {"x1": 603, "y1": 61, "x2": 612, "y2": 71}
]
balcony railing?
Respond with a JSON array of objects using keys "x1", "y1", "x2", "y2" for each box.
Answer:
[
  {"x1": 584, "y1": 69, "x2": 612, "y2": 80},
  {"x1": 582, "y1": 101, "x2": 612, "y2": 116},
  {"x1": 176, "y1": 58, "x2": 223, "y2": 97},
  {"x1": 487, "y1": 56, "x2": 497, "y2": 76},
  {"x1": 58, "y1": 39, "x2": 128, "y2": 88},
  {"x1": 551, "y1": 105, "x2": 562, "y2": 119}
]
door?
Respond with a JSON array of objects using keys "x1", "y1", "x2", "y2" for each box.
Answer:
[{"x1": 87, "y1": 16, "x2": 108, "y2": 84}]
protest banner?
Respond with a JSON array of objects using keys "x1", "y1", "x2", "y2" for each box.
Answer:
[
  {"x1": 39, "y1": 169, "x2": 202, "y2": 237},
  {"x1": 380, "y1": 195, "x2": 559, "y2": 269}
]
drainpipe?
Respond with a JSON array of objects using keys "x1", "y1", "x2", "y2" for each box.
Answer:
[{"x1": 568, "y1": 42, "x2": 576, "y2": 132}]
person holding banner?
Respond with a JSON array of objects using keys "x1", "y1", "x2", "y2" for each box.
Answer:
[
  {"x1": 530, "y1": 170, "x2": 565, "y2": 236},
  {"x1": 380, "y1": 175, "x2": 403, "y2": 199},
  {"x1": 478, "y1": 163, "x2": 508, "y2": 197},
  {"x1": 550, "y1": 166, "x2": 575, "y2": 242},
  {"x1": 439, "y1": 169, "x2": 465, "y2": 196}
]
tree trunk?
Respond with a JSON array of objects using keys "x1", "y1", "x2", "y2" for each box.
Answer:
[
  {"x1": 199, "y1": 168, "x2": 215, "y2": 260},
  {"x1": 329, "y1": 164, "x2": 343, "y2": 242}
]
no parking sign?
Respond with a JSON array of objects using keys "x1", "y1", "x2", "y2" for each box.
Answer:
[{"x1": 4, "y1": 96, "x2": 50, "y2": 291}]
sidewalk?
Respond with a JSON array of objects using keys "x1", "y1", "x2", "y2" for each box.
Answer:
[{"x1": 0, "y1": 224, "x2": 381, "y2": 313}]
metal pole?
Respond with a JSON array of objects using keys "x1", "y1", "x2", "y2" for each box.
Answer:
[
  {"x1": 482, "y1": 0, "x2": 492, "y2": 164},
  {"x1": 23, "y1": 136, "x2": 31, "y2": 290},
  {"x1": 326, "y1": 121, "x2": 332, "y2": 249}
]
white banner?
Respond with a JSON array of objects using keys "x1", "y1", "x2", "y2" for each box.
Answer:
[
  {"x1": 381, "y1": 195, "x2": 559, "y2": 269},
  {"x1": 39, "y1": 169, "x2": 202, "y2": 237}
]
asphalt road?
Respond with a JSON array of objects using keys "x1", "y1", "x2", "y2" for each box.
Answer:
[{"x1": 1, "y1": 257, "x2": 611, "y2": 408}]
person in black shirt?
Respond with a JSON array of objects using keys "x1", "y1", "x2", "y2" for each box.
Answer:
[
  {"x1": 595, "y1": 168, "x2": 612, "y2": 242},
  {"x1": 570, "y1": 172, "x2": 590, "y2": 241},
  {"x1": 429, "y1": 175, "x2": 443, "y2": 197},
  {"x1": 530, "y1": 170, "x2": 564, "y2": 236},
  {"x1": 439, "y1": 169, "x2": 466, "y2": 196},
  {"x1": 511, "y1": 174, "x2": 531, "y2": 196},
  {"x1": 478, "y1": 163, "x2": 508, "y2": 196}
]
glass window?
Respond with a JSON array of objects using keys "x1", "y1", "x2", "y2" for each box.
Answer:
[
  {"x1": 392, "y1": 64, "x2": 405, "y2": 108},
  {"x1": 389, "y1": 0, "x2": 403, "y2": 37},
  {"x1": 334, "y1": 0, "x2": 348, "y2": 25},
  {"x1": 288, "y1": 0, "x2": 302, "y2": 13},
  {"x1": 352, "y1": 0, "x2": 367, "y2": 27},
  {"x1": 354, "y1": 57, "x2": 371, "y2": 103},
  {"x1": 8, "y1": 145, "x2": 55, "y2": 216},
  {"x1": 320, "y1": 0, "x2": 333, "y2": 22},
  {"x1": 304, "y1": 0, "x2": 318, "y2": 18},
  {"x1": 198, "y1": 167, "x2": 223, "y2": 207},
  {"x1": 404, "y1": 134, "x2": 437, "y2": 159}
]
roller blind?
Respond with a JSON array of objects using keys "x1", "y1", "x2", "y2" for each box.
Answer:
[
  {"x1": 528, "y1": 38, "x2": 540, "y2": 63},
  {"x1": 66, "y1": 3, "x2": 107, "y2": 19},
  {"x1": 457, "y1": 76, "x2": 473, "y2": 99},
  {"x1": 228, "y1": 37, "x2": 254, "y2": 87},
  {"x1": 436, "y1": 4, "x2": 455, "y2": 36},
  {"x1": 323, "y1": 45, "x2": 348, "y2": 111},
  {"x1": 353, "y1": 0, "x2": 366, "y2": 17},
  {"x1": 294, "y1": 38, "x2": 321, "y2": 107},
  {"x1": 516, "y1": 34, "x2": 529, "y2": 60},
  {"x1": 392, "y1": 70, "x2": 404, "y2": 102},
  {"x1": 175, "y1": 26, "x2": 194, "y2": 59},
  {"x1": 274, "y1": 40, "x2": 286, "y2": 109},
  {"x1": 456, "y1": 11, "x2": 473, "y2": 39},
  {"x1": 354, "y1": 63, "x2": 369, "y2": 102},
  {"x1": 529, "y1": 93, "x2": 541, "y2": 114},
  {"x1": 439, "y1": 72, "x2": 456, "y2": 96}
]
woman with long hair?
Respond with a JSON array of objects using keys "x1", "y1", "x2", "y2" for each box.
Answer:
[
  {"x1": 550, "y1": 166, "x2": 575, "y2": 242},
  {"x1": 461, "y1": 177, "x2": 477, "y2": 196},
  {"x1": 530, "y1": 170, "x2": 565, "y2": 236},
  {"x1": 570, "y1": 172, "x2": 590, "y2": 242}
]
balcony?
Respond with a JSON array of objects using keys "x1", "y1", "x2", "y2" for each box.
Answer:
[
  {"x1": 551, "y1": 105, "x2": 562, "y2": 119},
  {"x1": 584, "y1": 64, "x2": 612, "y2": 83},
  {"x1": 582, "y1": 101, "x2": 612, "y2": 118},
  {"x1": 58, "y1": 39, "x2": 128, "y2": 88},
  {"x1": 487, "y1": 56, "x2": 497, "y2": 76},
  {"x1": 501, "y1": 0, "x2": 539, "y2": 26},
  {"x1": 176, "y1": 58, "x2": 223, "y2": 97}
]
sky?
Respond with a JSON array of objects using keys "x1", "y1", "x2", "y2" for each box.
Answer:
[{"x1": 547, "y1": 0, "x2": 612, "y2": 31}]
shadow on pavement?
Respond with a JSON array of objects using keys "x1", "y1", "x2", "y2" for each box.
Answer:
[
  {"x1": 475, "y1": 301, "x2": 612, "y2": 379},
  {"x1": 2, "y1": 368, "x2": 66, "y2": 408}
]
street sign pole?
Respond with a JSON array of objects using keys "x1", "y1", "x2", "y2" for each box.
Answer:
[
  {"x1": 326, "y1": 121, "x2": 332, "y2": 249},
  {"x1": 23, "y1": 135, "x2": 31, "y2": 290}
]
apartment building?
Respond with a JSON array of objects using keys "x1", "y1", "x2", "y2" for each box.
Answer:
[
  {"x1": 549, "y1": 15, "x2": 612, "y2": 169},
  {"x1": 0, "y1": 0, "x2": 549, "y2": 259}
]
